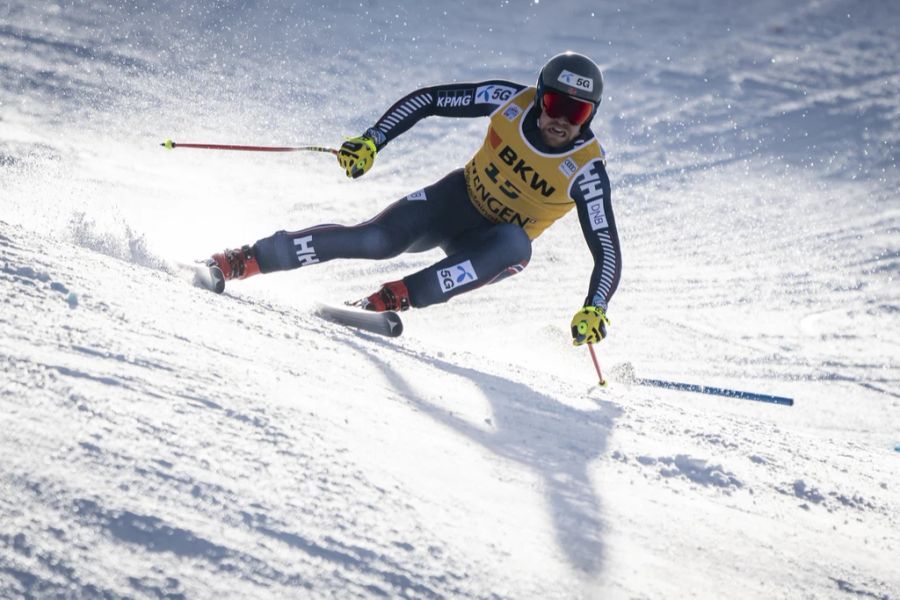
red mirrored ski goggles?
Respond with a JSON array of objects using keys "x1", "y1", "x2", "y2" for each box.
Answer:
[{"x1": 540, "y1": 89, "x2": 595, "y2": 125}]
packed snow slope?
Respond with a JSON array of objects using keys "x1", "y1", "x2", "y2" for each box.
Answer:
[{"x1": 2, "y1": 1, "x2": 898, "y2": 598}]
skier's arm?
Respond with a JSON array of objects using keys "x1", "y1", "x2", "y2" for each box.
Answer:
[
  {"x1": 362, "y1": 80, "x2": 526, "y2": 149},
  {"x1": 570, "y1": 157, "x2": 621, "y2": 312},
  {"x1": 338, "y1": 80, "x2": 524, "y2": 179}
]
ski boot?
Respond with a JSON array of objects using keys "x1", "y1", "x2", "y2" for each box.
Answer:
[
  {"x1": 209, "y1": 245, "x2": 261, "y2": 281},
  {"x1": 203, "y1": 244, "x2": 260, "y2": 292},
  {"x1": 353, "y1": 280, "x2": 411, "y2": 312}
]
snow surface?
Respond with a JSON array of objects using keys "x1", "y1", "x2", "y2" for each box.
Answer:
[{"x1": 1, "y1": 0, "x2": 899, "y2": 598}]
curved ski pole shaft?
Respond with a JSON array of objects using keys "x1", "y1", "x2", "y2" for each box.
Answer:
[
  {"x1": 587, "y1": 343, "x2": 608, "y2": 387},
  {"x1": 161, "y1": 139, "x2": 338, "y2": 155}
]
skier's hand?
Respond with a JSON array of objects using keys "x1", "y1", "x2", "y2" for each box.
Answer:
[
  {"x1": 337, "y1": 135, "x2": 377, "y2": 179},
  {"x1": 571, "y1": 305, "x2": 609, "y2": 345}
]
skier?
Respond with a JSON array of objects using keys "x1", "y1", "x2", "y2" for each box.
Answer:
[{"x1": 207, "y1": 51, "x2": 620, "y2": 346}]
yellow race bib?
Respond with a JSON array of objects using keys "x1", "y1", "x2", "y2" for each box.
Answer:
[{"x1": 465, "y1": 87, "x2": 604, "y2": 239}]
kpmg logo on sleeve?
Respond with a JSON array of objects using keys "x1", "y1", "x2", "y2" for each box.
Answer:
[
  {"x1": 438, "y1": 260, "x2": 478, "y2": 293},
  {"x1": 437, "y1": 90, "x2": 473, "y2": 107}
]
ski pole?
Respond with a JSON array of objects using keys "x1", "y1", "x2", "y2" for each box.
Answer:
[
  {"x1": 160, "y1": 139, "x2": 339, "y2": 155},
  {"x1": 633, "y1": 378, "x2": 793, "y2": 406},
  {"x1": 587, "y1": 343, "x2": 608, "y2": 387}
]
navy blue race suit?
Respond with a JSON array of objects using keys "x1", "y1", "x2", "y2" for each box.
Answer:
[{"x1": 252, "y1": 80, "x2": 621, "y2": 310}]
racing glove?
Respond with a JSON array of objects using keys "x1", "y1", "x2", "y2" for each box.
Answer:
[
  {"x1": 337, "y1": 135, "x2": 377, "y2": 179},
  {"x1": 571, "y1": 306, "x2": 610, "y2": 346}
]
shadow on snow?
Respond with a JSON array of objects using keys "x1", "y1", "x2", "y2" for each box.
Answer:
[{"x1": 342, "y1": 336, "x2": 622, "y2": 575}]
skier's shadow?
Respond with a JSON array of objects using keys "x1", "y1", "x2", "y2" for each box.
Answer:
[{"x1": 342, "y1": 336, "x2": 621, "y2": 575}]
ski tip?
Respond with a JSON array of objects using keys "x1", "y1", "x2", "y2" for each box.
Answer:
[
  {"x1": 187, "y1": 262, "x2": 225, "y2": 294},
  {"x1": 384, "y1": 312, "x2": 403, "y2": 337},
  {"x1": 316, "y1": 303, "x2": 403, "y2": 337},
  {"x1": 208, "y1": 265, "x2": 225, "y2": 294}
]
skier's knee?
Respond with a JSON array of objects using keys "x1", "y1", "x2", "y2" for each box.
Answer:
[
  {"x1": 494, "y1": 224, "x2": 532, "y2": 265},
  {"x1": 358, "y1": 225, "x2": 406, "y2": 260}
]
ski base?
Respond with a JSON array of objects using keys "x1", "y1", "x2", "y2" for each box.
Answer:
[{"x1": 316, "y1": 303, "x2": 403, "y2": 337}]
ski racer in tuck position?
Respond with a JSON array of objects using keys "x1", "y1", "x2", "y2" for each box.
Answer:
[{"x1": 207, "y1": 51, "x2": 621, "y2": 346}]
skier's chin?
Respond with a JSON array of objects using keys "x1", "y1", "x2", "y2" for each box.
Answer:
[{"x1": 540, "y1": 128, "x2": 574, "y2": 148}]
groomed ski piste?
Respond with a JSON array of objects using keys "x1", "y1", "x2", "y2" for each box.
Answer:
[{"x1": 1, "y1": 1, "x2": 898, "y2": 598}]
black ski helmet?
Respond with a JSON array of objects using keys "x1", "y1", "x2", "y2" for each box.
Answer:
[{"x1": 536, "y1": 52, "x2": 603, "y2": 126}]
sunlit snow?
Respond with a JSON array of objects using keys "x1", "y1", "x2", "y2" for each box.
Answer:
[{"x1": 1, "y1": 1, "x2": 898, "y2": 598}]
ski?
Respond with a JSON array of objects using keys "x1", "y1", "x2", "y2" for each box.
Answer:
[
  {"x1": 177, "y1": 261, "x2": 225, "y2": 294},
  {"x1": 315, "y1": 303, "x2": 403, "y2": 337},
  {"x1": 176, "y1": 262, "x2": 401, "y2": 337}
]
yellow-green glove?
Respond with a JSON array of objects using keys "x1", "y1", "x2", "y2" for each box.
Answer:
[
  {"x1": 337, "y1": 135, "x2": 377, "y2": 179},
  {"x1": 571, "y1": 306, "x2": 610, "y2": 345}
]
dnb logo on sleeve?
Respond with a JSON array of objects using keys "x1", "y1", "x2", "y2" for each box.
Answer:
[{"x1": 438, "y1": 260, "x2": 479, "y2": 293}]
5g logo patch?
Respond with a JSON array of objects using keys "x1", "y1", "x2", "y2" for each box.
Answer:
[
  {"x1": 476, "y1": 84, "x2": 517, "y2": 104},
  {"x1": 557, "y1": 70, "x2": 594, "y2": 92},
  {"x1": 438, "y1": 260, "x2": 478, "y2": 293}
]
